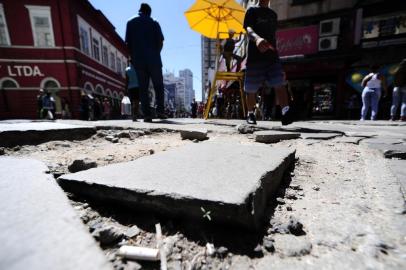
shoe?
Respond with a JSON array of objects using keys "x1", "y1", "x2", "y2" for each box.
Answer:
[
  {"x1": 247, "y1": 113, "x2": 257, "y2": 125},
  {"x1": 281, "y1": 107, "x2": 294, "y2": 126},
  {"x1": 156, "y1": 113, "x2": 168, "y2": 120},
  {"x1": 144, "y1": 117, "x2": 153, "y2": 123}
]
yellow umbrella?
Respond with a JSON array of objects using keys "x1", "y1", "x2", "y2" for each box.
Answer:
[{"x1": 184, "y1": 0, "x2": 246, "y2": 39}]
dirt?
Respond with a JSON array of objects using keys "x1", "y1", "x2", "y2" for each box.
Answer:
[{"x1": 5, "y1": 128, "x2": 406, "y2": 269}]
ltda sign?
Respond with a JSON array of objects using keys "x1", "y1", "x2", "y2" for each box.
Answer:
[{"x1": 6, "y1": 65, "x2": 45, "y2": 77}]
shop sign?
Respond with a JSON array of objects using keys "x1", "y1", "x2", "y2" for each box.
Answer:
[
  {"x1": 6, "y1": 65, "x2": 44, "y2": 77},
  {"x1": 276, "y1": 25, "x2": 319, "y2": 57},
  {"x1": 363, "y1": 14, "x2": 406, "y2": 40}
]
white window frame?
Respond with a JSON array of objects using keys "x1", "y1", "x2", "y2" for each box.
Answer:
[
  {"x1": 25, "y1": 5, "x2": 55, "y2": 47},
  {"x1": 78, "y1": 16, "x2": 91, "y2": 56},
  {"x1": 109, "y1": 48, "x2": 116, "y2": 71},
  {"x1": 91, "y1": 30, "x2": 101, "y2": 62},
  {"x1": 0, "y1": 4, "x2": 11, "y2": 46},
  {"x1": 102, "y1": 43, "x2": 109, "y2": 66}
]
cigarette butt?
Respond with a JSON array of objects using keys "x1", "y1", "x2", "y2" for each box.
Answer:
[{"x1": 117, "y1": 246, "x2": 160, "y2": 261}]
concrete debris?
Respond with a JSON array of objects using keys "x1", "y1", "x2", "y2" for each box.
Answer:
[
  {"x1": 68, "y1": 158, "x2": 97, "y2": 173},
  {"x1": 206, "y1": 243, "x2": 215, "y2": 256},
  {"x1": 236, "y1": 124, "x2": 258, "y2": 134},
  {"x1": 254, "y1": 131, "x2": 300, "y2": 144},
  {"x1": 180, "y1": 129, "x2": 208, "y2": 141},
  {"x1": 92, "y1": 224, "x2": 124, "y2": 245},
  {"x1": 106, "y1": 136, "x2": 119, "y2": 143},
  {"x1": 125, "y1": 225, "x2": 141, "y2": 238},
  {"x1": 263, "y1": 238, "x2": 275, "y2": 252}
]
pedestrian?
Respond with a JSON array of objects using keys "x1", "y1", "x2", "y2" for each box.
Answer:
[
  {"x1": 222, "y1": 29, "x2": 242, "y2": 72},
  {"x1": 125, "y1": 61, "x2": 140, "y2": 121},
  {"x1": 41, "y1": 90, "x2": 55, "y2": 120},
  {"x1": 125, "y1": 3, "x2": 167, "y2": 123},
  {"x1": 243, "y1": 0, "x2": 294, "y2": 125},
  {"x1": 36, "y1": 89, "x2": 44, "y2": 119},
  {"x1": 360, "y1": 65, "x2": 388, "y2": 121},
  {"x1": 191, "y1": 98, "x2": 198, "y2": 118},
  {"x1": 80, "y1": 92, "x2": 89, "y2": 121},
  {"x1": 61, "y1": 98, "x2": 71, "y2": 119},
  {"x1": 390, "y1": 59, "x2": 406, "y2": 121},
  {"x1": 102, "y1": 98, "x2": 111, "y2": 120}
]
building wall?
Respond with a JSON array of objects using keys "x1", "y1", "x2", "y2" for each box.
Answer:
[{"x1": 201, "y1": 36, "x2": 216, "y2": 101}]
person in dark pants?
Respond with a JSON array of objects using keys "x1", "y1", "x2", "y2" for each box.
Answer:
[
  {"x1": 125, "y1": 3, "x2": 166, "y2": 123},
  {"x1": 191, "y1": 98, "x2": 198, "y2": 118}
]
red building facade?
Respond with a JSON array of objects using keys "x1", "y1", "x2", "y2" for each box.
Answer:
[{"x1": 0, "y1": 0, "x2": 128, "y2": 119}]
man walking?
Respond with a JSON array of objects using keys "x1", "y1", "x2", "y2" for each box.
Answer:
[
  {"x1": 243, "y1": 0, "x2": 293, "y2": 125},
  {"x1": 125, "y1": 3, "x2": 166, "y2": 122}
]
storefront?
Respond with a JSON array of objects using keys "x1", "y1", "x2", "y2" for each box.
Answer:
[{"x1": 0, "y1": 0, "x2": 128, "y2": 120}]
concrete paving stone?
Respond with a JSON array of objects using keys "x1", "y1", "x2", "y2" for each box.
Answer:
[
  {"x1": 254, "y1": 131, "x2": 300, "y2": 144},
  {"x1": 0, "y1": 157, "x2": 112, "y2": 270},
  {"x1": 333, "y1": 136, "x2": 366, "y2": 145},
  {"x1": 180, "y1": 129, "x2": 208, "y2": 141},
  {"x1": 361, "y1": 138, "x2": 404, "y2": 145},
  {"x1": 300, "y1": 133, "x2": 341, "y2": 140},
  {"x1": 363, "y1": 143, "x2": 406, "y2": 159},
  {"x1": 58, "y1": 143, "x2": 296, "y2": 230},
  {"x1": 0, "y1": 122, "x2": 96, "y2": 147}
]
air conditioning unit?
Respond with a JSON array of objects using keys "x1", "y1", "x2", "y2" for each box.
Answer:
[
  {"x1": 319, "y1": 18, "x2": 341, "y2": 37},
  {"x1": 319, "y1": 36, "x2": 338, "y2": 51}
]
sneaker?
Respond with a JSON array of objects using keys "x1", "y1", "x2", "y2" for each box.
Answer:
[
  {"x1": 281, "y1": 107, "x2": 294, "y2": 126},
  {"x1": 247, "y1": 113, "x2": 257, "y2": 125}
]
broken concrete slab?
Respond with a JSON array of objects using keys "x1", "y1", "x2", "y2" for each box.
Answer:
[
  {"x1": 58, "y1": 143, "x2": 296, "y2": 230},
  {"x1": 180, "y1": 129, "x2": 208, "y2": 141},
  {"x1": 0, "y1": 157, "x2": 111, "y2": 270},
  {"x1": 300, "y1": 133, "x2": 341, "y2": 140},
  {"x1": 333, "y1": 136, "x2": 365, "y2": 145},
  {"x1": 0, "y1": 122, "x2": 96, "y2": 147},
  {"x1": 362, "y1": 142, "x2": 406, "y2": 159},
  {"x1": 254, "y1": 131, "x2": 300, "y2": 144}
]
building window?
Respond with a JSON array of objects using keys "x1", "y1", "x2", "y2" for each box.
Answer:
[
  {"x1": 79, "y1": 27, "x2": 90, "y2": 55},
  {"x1": 26, "y1": 5, "x2": 55, "y2": 47},
  {"x1": 116, "y1": 57, "x2": 121, "y2": 74},
  {"x1": 102, "y1": 45, "x2": 109, "y2": 66},
  {"x1": 0, "y1": 4, "x2": 11, "y2": 46},
  {"x1": 110, "y1": 51, "x2": 116, "y2": 70},
  {"x1": 92, "y1": 37, "x2": 100, "y2": 61}
]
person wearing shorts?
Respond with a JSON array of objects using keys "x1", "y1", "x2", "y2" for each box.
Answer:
[{"x1": 243, "y1": 0, "x2": 293, "y2": 125}]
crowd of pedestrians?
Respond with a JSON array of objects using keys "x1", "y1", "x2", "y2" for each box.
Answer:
[{"x1": 35, "y1": 2, "x2": 405, "y2": 124}]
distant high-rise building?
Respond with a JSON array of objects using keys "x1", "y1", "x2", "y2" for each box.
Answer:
[
  {"x1": 201, "y1": 37, "x2": 217, "y2": 102},
  {"x1": 179, "y1": 69, "x2": 193, "y2": 110}
]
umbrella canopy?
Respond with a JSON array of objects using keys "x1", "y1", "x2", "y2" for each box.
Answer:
[{"x1": 185, "y1": 0, "x2": 246, "y2": 39}]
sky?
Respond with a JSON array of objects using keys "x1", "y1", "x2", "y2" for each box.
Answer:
[{"x1": 88, "y1": 0, "x2": 203, "y2": 100}]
